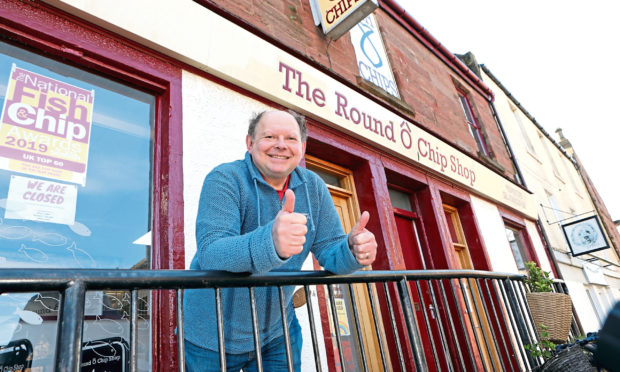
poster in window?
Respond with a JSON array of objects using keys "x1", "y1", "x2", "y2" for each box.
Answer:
[
  {"x1": 561, "y1": 215, "x2": 609, "y2": 256},
  {"x1": 5, "y1": 175, "x2": 77, "y2": 225},
  {"x1": 0, "y1": 65, "x2": 94, "y2": 186}
]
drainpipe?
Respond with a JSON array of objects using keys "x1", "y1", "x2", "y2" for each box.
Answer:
[{"x1": 535, "y1": 220, "x2": 562, "y2": 279}]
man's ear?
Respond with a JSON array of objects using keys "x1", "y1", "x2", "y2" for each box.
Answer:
[
  {"x1": 246, "y1": 134, "x2": 253, "y2": 151},
  {"x1": 301, "y1": 141, "x2": 307, "y2": 156}
]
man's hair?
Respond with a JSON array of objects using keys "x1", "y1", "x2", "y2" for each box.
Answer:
[{"x1": 248, "y1": 110, "x2": 307, "y2": 141}]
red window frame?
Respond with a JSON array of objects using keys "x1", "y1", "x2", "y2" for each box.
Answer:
[
  {"x1": 457, "y1": 90, "x2": 489, "y2": 156},
  {"x1": 1, "y1": 1, "x2": 184, "y2": 370},
  {"x1": 499, "y1": 210, "x2": 542, "y2": 272}
]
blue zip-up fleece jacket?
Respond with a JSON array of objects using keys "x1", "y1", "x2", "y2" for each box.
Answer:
[{"x1": 183, "y1": 152, "x2": 363, "y2": 353}]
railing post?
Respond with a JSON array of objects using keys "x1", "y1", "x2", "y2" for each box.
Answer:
[
  {"x1": 176, "y1": 289, "x2": 185, "y2": 372},
  {"x1": 327, "y1": 284, "x2": 346, "y2": 372},
  {"x1": 249, "y1": 287, "x2": 264, "y2": 372},
  {"x1": 396, "y1": 278, "x2": 428, "y2": 372},
  {"x1": 383, "y1": 282, "x2": 406, "y2": 371},
  {"x1": 471, "y1": 278, "x2": 502, "y2": 371},
  {"x1": 278, "y1": 286, "x2": 294, "y2": 372},
  {"x1": 303, "y1": 285, "x2": 323, "y2": 372},
  {"x1": 504, "y1": 279, "x2": 538, "y2": 368},
  {"x1": 215, "y1": 288, "x2": 226, "y2": 372},
  {"x1": 458, "y1": 278, "x2": 488, "y2": 371},
  {"x1": 347, "y1": 283, "x2": 368, "y2": 372},
  {"x1": 444, "y1": 279, "x2": 475, "y2": 369},
  {"x1": 366, "y1": 283, "x2": 388, "y2": 371},
  {"x1": 412, "y1": 281, "x2": 441, "y2": 371},
  {"x1": 55, "y1": 281, "x2": 86, "y2": 372}
]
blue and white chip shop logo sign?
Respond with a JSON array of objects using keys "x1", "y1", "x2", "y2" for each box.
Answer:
[
  {"x1": 309, "y1": 0, "x2": 378, "y2": 40},
  {"x1": 350, "y1": 14, "x2": 400, "y2": 98}
]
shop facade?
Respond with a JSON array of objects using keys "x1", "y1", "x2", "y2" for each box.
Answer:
[{"x1": 0, "y1": 0, "x2": 566, "y2": 370}]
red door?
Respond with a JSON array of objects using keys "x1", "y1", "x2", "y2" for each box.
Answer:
[{"x1": 394, "y1": 207, "x2": 450, "y2": 372}]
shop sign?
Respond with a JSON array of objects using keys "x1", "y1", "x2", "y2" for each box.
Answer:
[
  {"x1": 0, "y1": 65, "x2": 94, "y2": 186},
  {"x1": 53, "y1": 0, "x2": 538, "y2": 218},
  {"x1": 309, "y1": 0, "x2": 378, "y2": 40},
  {"x1": 5, "y1": 175, "x2": 77, "y2": 225},
  {"x1": 349, "y1": 14, "x2": 400, "y2": 98},
  {"x1": 561, "y1": 215, "x2": 610, "y2": 257}
]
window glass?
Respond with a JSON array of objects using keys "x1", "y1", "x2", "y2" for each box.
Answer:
[
  {"x1": 458, "y1": 93, "x2": 488, "y2": 156},
  {"x1": 388, "y1": 188, "x2": 412, "y2": 211},
  {"x1": 511, "y1": 105, "x2": 536, "y2": 155},
  {"x1": 504, "y1": 226, "x2": 527, "y2": 270},
  {"x1": 0, "y1": 41, "x2": 154, "y2": 371},
  {"x1": 443, "y1": 209, "x2": 460, "y2": 244},
  {"x1": 540, "y1": 133, "x2": 562, "y2": 179},
  {"x1": 307, "y1": 165, "x2": 341, "y2": 187}
]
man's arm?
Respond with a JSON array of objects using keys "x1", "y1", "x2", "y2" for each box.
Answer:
[
  {"x1": 310, "y1": 179, "x2": 376, "y2": 274},
  {"x1": 194, "y1": 171, "x2": 286, "y2": 274}
]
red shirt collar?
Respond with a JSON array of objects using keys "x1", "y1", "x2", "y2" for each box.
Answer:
[{"x1": 258, "y1": 173, "x2": 290, "y2": 200}]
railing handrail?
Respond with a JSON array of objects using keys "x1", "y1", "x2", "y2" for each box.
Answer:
[
  {"x1": 0, "y1": 268, "x2": 526, "y2": 291},
  {"x1": 0, "y1": 267, "x2": 538, "y2": 372}
]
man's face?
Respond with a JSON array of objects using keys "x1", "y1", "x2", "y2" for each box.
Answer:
[{"x1": 246, "y1": 111, "x2": 306, "y2": 189}]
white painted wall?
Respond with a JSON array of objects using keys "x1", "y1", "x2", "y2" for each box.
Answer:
[
  {"x1": 470, "y1": 195, "x2": 520, "y2": 273},
  {"x1": 182, "y1": 71, "x2": 270, "y2": 267},
  {"x1": 564, "y1": 279, "x2": 600, "y2": 332}
]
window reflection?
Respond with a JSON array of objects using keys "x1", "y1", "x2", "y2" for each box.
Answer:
[{"x1": 0, "y1": 41, "x2": 154, "y2": 371}]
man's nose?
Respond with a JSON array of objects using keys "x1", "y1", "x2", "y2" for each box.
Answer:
[{"x1": 275, "y1": 136, "x2": 286, "y2": 148}]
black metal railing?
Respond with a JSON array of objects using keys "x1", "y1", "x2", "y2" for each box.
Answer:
[{"x1": 0, "y1": 268, "x2": 546, "y2": 372}]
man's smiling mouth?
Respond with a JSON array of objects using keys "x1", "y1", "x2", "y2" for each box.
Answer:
[{"x1": 269, "y1": 154, "x2": 290, "y2": 159}]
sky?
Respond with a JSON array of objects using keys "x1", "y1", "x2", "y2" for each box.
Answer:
[{"x1": 398, "y1": 0, "x2": 620, "y2": 221}]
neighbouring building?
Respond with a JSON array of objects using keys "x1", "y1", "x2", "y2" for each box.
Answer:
[
  {"x1": 479, "y1": 62, "x2": 620, "y2": 333},
  {"x1": 0, "y1": 1, "x2": 574, "y2": 371}
]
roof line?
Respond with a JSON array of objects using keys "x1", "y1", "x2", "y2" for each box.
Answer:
[
  {"x1": 480, "y1": 64, "x2": 573, "y2": 162},
  {"x1": 379, "y1": 0, "x2": 494, "y2": 101}
]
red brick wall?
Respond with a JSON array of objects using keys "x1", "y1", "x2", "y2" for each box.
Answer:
[{"x1": 204, "y1": 0, "x2": 516, "y2": 179}]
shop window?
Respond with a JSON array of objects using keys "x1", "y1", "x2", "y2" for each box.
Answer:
[
  {"x1": 504, "y1": 225, "x2": 528, "y2": 271},
  {"x1": 457, "y1": 92, "x2": 489, "y2": 156},
  {"x1": 388, "y1": 187, "x2": 413, "y2": 212},
  {"x1": 546, "y1": 192, "x2": 564, "y2": 225},
  {"x1": 0, "y1": 41, "x2": 154, "y2": 370},
  {"x1": 443, "y1": 205, "x2": 470, "y2": 269}
]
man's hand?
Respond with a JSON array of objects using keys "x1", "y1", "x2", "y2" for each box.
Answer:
[
  {"x1": 273, "y1": 189, "x2": 308, "y2": 259},
  {"x1": 349, "y1": 211, "x2": 377, "y2": 266}
]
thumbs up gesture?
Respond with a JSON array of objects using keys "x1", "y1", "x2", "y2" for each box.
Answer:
[
  {"x1": 273, "y1": 189, "x2": 308, "y2": 259},
  {"x1": 349, "y1": 211, "x2": 377, "y2": 265}
]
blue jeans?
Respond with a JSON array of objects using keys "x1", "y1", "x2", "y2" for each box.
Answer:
[{"x1": 185, "y1": 317, "x2": 302, "y2": 372}]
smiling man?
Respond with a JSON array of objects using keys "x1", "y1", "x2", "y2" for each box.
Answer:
[{"x1": 183, "y1": 110, "x2": 377, "y2": 371}]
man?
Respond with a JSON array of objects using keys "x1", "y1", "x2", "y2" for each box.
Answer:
[{"x1": 183, "y1": 110, "x2": 377, "y2": 371}]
